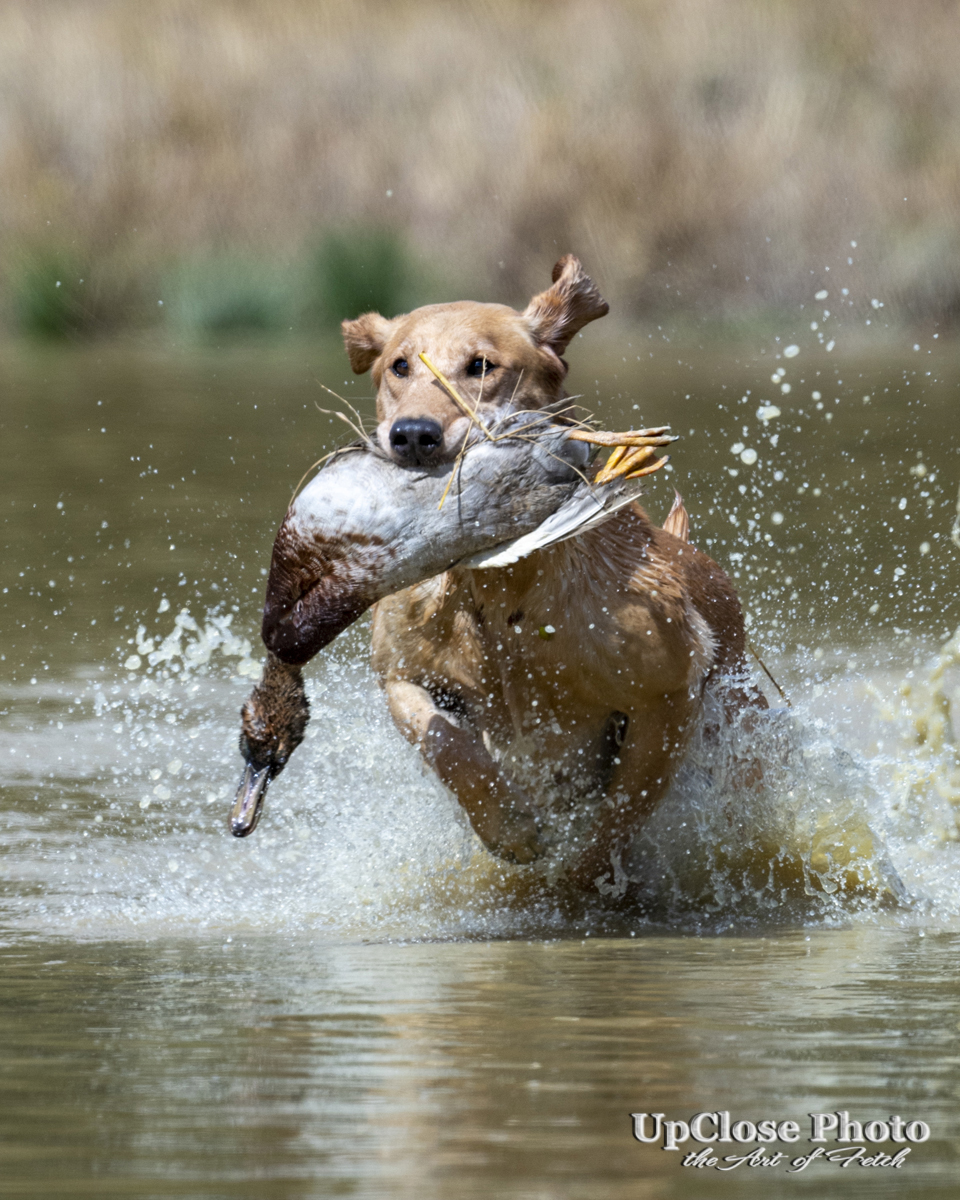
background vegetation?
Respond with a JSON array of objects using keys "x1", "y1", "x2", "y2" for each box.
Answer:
[{"x1": 3, "y1": 0, "x2": 960, "y2": 337}]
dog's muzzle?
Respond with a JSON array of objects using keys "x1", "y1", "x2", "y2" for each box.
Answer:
[{"x1": 388, "y1": 417, "x2": 444, "y2": 466}]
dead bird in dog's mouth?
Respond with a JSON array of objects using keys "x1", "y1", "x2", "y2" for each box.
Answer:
[
  {"x1": 231, "y1": 401, "x2": 673, "y2": 838},
  {"x1": 232, "y1": 254, "x2": 765, "y2": 897}
]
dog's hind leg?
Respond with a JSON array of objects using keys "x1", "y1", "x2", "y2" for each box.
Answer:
[{"x1": 383, "y1": 679, "x2": 545, "y2": 864}]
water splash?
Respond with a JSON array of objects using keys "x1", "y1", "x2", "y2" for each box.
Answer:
[
  {"x1": 952, "y1": 481, "x2": 960, "y2": 550},
  {"x1": 3, "y1": 594, "x2": 960, "y2": 941}
]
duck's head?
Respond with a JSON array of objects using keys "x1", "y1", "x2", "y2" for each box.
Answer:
[{"x1": 230, "y1": 652, "x2": 310, "y2": 837}]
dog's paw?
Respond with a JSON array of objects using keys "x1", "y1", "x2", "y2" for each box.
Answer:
[{"x1": 487, "y1": 809, "x2": 546, "y2": 865}]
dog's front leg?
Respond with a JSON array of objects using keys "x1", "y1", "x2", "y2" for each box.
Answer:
[{"x1": 383, "y1": 679, "x2": 545, "y2": 864}]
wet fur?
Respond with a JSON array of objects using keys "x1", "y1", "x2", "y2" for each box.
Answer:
[{"x1": 345, "y1": 256, "x2": 765, "y2": 891}]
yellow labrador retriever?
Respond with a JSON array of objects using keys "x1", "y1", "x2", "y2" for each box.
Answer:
[{"x1": 342, "y1": 256, "x2": 765, "y2": 891}]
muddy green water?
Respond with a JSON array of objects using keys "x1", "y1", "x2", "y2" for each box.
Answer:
[{"x1": 2, "y1": 329, "x2": 959, "y2": 1197}]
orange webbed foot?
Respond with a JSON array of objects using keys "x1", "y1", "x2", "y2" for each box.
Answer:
[{"x1": 566, "y1": 427, "x2": 678, "y2": 483}]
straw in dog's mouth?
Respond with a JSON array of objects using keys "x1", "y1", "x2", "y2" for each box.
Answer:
[{"x1": 415, "y1": 350, "x2": 677, "y2": 499}]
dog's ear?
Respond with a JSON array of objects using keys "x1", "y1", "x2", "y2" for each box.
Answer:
[
  {"x1": 523, "y1": 255, "x2": 609, "y2": 355},
  {"x1": 341, "y1": 312, "x2": 393, "y2": 374}
]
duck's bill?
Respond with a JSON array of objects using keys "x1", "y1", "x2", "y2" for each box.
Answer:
[{"x1": 230, "y1": 763, "x2": 271, "y2": 837}]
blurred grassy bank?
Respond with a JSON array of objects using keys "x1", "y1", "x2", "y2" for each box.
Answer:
[{"x1": 3, "y1": 0, "x2": 960, "y2": 338}]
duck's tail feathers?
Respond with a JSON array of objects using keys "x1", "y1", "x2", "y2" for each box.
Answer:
[{"x1": 662, "y1": 490, "x2": 690, "y2": 542}]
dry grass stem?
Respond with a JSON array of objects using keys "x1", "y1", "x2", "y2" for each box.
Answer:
[{"x1": 748, "y1": 643, "x2": 792, "y2": 707}]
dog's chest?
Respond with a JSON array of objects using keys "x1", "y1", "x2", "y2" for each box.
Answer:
[
  {"x1": 465, "y1": 555, "x2": 695, "y2": 715},
  {"x1": 474, "y1": 609, "x2": 642, "y2": 749}
]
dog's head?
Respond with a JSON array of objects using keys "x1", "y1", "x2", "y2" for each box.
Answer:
[{"x1": 341, "y1": 255, "x2": 609, "y2": 466}]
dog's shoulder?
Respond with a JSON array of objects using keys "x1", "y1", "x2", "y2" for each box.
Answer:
[
  {"x1": 654, "y1": 530, "x2": 747, "y2": 669},
  {"x1": 370, "y1": 572, "x2": 486, "y2": 690}
]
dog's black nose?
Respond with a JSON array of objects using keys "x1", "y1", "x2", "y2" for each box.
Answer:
[{"x1": 388, "y1": 417, "x2": 444, "y2": 466}]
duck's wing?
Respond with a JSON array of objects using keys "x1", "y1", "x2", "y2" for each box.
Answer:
[{"x1": 457, "y1": 477, "x2": 645, "y2": 569}]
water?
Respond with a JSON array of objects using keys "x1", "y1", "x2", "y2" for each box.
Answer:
[
  {"x1": 2, "y1": 930, "x2": 958, "y2": 1199},
  {"x1": 2, "y1": 329, "x2": 959, "y2": 1196}
]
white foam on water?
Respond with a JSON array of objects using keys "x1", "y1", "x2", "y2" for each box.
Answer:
[{"x1": 3, "y1": 602, "x2": 960, "y2": 941}]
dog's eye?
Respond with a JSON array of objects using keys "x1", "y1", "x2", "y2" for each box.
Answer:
[
  {"x1": 466, "y1": 356, "x2": 496, "y2": 377},
  {"x1": 392, "y1": 358, "x2": 409, "y2": 378}
]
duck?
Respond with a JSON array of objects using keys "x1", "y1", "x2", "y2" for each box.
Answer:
[{"x1": 230, "y1": 410, "x2": 674, "y2": 836}]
